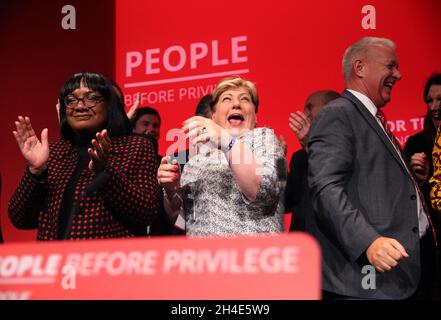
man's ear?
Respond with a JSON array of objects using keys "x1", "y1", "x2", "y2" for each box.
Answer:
[{"x1": 353, "y1": 59, "x2": 365, "y2": 78}]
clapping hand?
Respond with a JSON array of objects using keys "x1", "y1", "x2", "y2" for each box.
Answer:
[
  {"x1": 182, "y1": 116, "x2": 233, "y2": 151},
  {"x1": 88, "y1": 129, "x2": 111, "y2": 173},
  {"x1": 410, "y1": 152, "x2": 429, "y2": 183},
  {"x1": 126, "y1": 92, "x2": 140, "y2": 121},
  {"x1": 289, "y1": 111, "x2": 311, "y2": 148},
  {"x1": 13, "y1": 116, "x2": 49, "y2": 174}
]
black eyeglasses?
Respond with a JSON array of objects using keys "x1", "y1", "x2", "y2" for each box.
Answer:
[{"x1": 64, "y1": 92, "x2": 104, "y2": 109}]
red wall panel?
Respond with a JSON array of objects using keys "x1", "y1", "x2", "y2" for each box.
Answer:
[{"x1": 115, "y1": 0, "x2": 441, "y2": 157}]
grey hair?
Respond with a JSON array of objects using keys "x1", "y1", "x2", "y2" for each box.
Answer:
[{"x1": 342, "y1": 37, "x2": 396, "y2": 83}]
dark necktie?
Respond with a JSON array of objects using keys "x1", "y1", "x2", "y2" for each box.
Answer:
[{"x1": 376, "y1": 108, "x2": 438, "y2": 248}]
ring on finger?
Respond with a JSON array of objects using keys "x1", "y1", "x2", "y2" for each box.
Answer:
[{"x1": 201, "y1": 126, "x2": 207, "y2": 134}]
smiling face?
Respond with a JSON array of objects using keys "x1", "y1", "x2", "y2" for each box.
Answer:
[
  {"x1": 211, "y1": 87, "x2": 257, "y2": 133},
  {"x1": 65, "y1": 84, "x2": 108, "y2": 137},
  {"x1": 359, "y1": 45, "x2": 402, "y2": 108}
]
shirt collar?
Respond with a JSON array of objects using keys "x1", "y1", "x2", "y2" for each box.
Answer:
[{"x1": 347, "y1": 89, "x2": 378, "y2": 117}]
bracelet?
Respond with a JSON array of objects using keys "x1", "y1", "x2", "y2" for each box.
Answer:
[
  {"x1": 163, "y1": 187, "x2": 182, "y2": 202},
  {"x1": 222, "y1": 137, "x2": 236, "y2": 154}
]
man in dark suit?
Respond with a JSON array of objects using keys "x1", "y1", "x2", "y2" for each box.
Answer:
[
  {"x1": 308, "y1": 37, "x2": 436, "y2": 299},
  {"x1": 285, "y1": 90, "x2": 340, "y2": 232}
]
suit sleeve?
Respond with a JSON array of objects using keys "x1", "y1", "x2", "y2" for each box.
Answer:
[
  {"x1": 430, "y1": 127, "x2": 441, "y2": 212},
  {"x1": 285, "y1": 151, "x2": 306, "y2": 212},
  {"x1": 308, "y1": 106, "x2": 380, "y2": 262},
  {"x1": 102, "y1": 137, "x2": 160, "y2": 228},
  {"x1": 8, "y1": 168, "x2": 48, "y2": 230}
]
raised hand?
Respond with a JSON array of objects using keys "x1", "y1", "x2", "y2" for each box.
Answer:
[
  {"x1": 410, "y1": 152, "x2": 429, "y2": 183},
  {"x1": 182, "y1": 116, "x2": 233, "y2": 152},
  {"x1": 126, "y1": 92, "x2": 140, "y2": 121},
  {"x1": 55, "y1": 99, "x2": 60, "y2": 123},
  {"x1": 13, "y1": 116, "x2": 49, "y2": 174},
  {"x1": 88, "y1": 129, "x2": 111, "y2": 173},
  {"x1": 289, "y1": 111, "x2": 311, "y2": 148}
]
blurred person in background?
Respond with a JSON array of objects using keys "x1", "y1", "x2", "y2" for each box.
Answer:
[{"x1": 285, "y1": 90, "x2": 340, "y2": 232}]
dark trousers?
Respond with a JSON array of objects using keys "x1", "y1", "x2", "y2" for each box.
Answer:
[{"x1": 410, "y1": 233, "x2": 440, "y2": 299}]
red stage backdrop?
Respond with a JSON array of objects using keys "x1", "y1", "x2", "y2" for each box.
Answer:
[
  {"x1": 115, "y1": 0, "x2": 441, "y2": 158},
  {"x1": 1, "y1": 1, "x2": 441, "y2": 242}
]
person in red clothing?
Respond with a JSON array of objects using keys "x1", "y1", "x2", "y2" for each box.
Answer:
[{"x1": 9, "y1": 72, "x2": 160, "y2": 240}]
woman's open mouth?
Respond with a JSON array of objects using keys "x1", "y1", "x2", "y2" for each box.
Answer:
[{"x1": 228, "y1": 114, "x2": 244, "y2": 126}]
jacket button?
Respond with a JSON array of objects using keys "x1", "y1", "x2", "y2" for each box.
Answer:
[
  {"x1": 412, "y1": 227, "x2": 418, "y2": 233},
  {"x1": 410, "y1": 195, "x2": 417, "y2": 200}
]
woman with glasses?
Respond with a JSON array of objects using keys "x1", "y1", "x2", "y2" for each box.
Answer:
[{"x1": 8, "y1": 72, "x2": 160, "y2": 240}]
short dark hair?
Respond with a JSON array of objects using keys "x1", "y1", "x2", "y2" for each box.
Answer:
[
  {"x1": 195, "y1": 94, "x2": 213, "y2": 117},
  {"x1": 424, "y1": 73, "x2": 441, "y2": 103},
  {"x1": 58, "y1": 72, "x2": 132, "y2": 141},
  {"x1": 131, "y1": 106, "x2": 161, "y2": 128}
]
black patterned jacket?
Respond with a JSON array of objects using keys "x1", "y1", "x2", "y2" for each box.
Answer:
[{"x1": 8, "y1": 135, "x2": 160, "y2": 240}]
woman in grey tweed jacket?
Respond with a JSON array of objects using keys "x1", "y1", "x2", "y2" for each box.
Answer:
[{"x1": 158, "y1": 76, "x2": 286, "y2": 236}]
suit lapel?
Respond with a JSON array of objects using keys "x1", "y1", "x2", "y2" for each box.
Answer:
[{"x1": 342, "y1": 90, "x2": 410, "y2": 174}]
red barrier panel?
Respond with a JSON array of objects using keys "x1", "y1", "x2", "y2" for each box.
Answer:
[{"x1": 0, "y1": 233, "x2": 320, "y2": 300}]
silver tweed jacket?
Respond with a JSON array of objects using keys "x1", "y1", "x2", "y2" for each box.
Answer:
[{"x1": 181, "y1": 127, "x2": 286, "y2": 236}]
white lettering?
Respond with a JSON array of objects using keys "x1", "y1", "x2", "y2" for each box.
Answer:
[
  {"x1": 126, "y1": 51, "x2": 143, "y2": 77},
  {"x1": 0, "y1": 291, "x2": 31, "y2": 300},
  {"x1": 63, "y1": 251, "x2": 158, "y2": 276},
  {"x1": 232, "y1": 36, "x2": 248, "y2": 63},
  {"x1": 163, "y1": 45, "x2": 186, "y2": 72},
  {"x1": 146, "y1": 48, "x2": 161, "y2": 74},
  {"x1": 361, "y1": 265, "x2": 376, "y2": 289},
  {"x1": 212, "y1": 40, "x2": 228, "y2": 66},
  {"x1": 190, "y1": 43, "x2": 208, "y2": 69},
  {"x1": 125, "y1": 36, "x2": 248, "y2": 76},
  {"x1": 0, "y1": 254, "x2": 61, "y2": 277},
  {"x1": 61, "y1": 265, "x2": 76, "y2": 289},
  {"x1": 361, "y1": 5, "x2": 376, "y2": 30},
  {"x1": 161, "y1": 247, "x2": 298, "y2": 274},
  {"x1": 61, "y1": 5, "x2": 76, "y2": 30}
]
